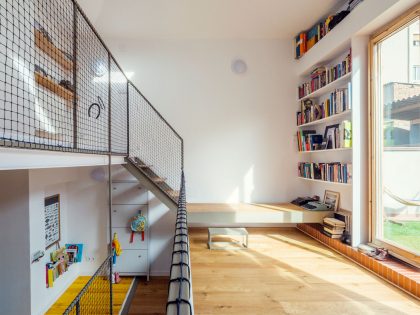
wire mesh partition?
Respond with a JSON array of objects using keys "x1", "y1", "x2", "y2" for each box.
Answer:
[
  {"x1": 129, "y1": 82, "x2": 183, "y2": 191},
  {"x1": 167, "y1": 173, "x2": 194, "y2": 315},
  {"x1": 0, "y1": 0, "x2": 129, "y2": 154},
  {"x1": 63, "y1": 255, "x2": 112, "y2": 315}
]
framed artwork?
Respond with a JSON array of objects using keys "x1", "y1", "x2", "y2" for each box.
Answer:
[
  {"x1": 324, "y1": 124, "x2": 339, "y2": 149},
  {"x1": 323, "y1": 190, "x2": 340, "y2": 211},
  {"x1": 45, "y1": 194, "x2": 61, "y2": 249}
]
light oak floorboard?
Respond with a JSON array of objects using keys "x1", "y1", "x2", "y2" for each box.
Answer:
[
  {"x1": 128, "y1": 277, "x2": 169, "y2": 315},
  {"x1": 190, "y1": 228, "x2": 420, "y2": 315}
]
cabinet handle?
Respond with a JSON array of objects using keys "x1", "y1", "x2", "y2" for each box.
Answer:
[
  {"x1": 138, "y1": 255, "x2": 142, "y2": 258},
  {"x1": 113, "y1": 187, "x2": 117, "y2": 190},
  {"x1": 113, "y1": 210, "x2": 117, "y2": 213}
]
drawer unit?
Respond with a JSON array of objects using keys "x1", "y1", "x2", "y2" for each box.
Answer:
[
  {"x1": 112, "y1": 205, "x2": 148, "y2": 228},
  {"x1": 112, "y1": 227, "x2": 148, "y2": 250},
  {"x1": 114, "y1": 250, "x2": 148, "y2": 274},
  {"x1": 111, "y1": 178, "x2": 149, "y2": 279},
  {"x1": 112, "y1": 182, "x2": 148, "y2": 205}
]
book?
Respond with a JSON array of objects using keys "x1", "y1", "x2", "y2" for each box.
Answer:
[
  {"x1": 342, "y1": 120, "x2": 352, "y2": 148},
  {"x1": 323, "y1": 230, "x2": 342, "y2": 239},
  {"x1": 324, "y1": 217, "x2": 346, "y2": 227},
  {"x1": 323, "y1": 226, "x2": 344, "y2": 235}
]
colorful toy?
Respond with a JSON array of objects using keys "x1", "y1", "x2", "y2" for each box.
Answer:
[
  {"x1": 129, "y1": 212, "x2": 147, "y2": 243},
  {"x1": 112, "y1": 232, "x2": 122, "y2": 265}
]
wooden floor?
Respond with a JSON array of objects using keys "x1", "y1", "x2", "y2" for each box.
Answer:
[
  {"x1": 190, "y1": 227, "x2": 420, "y2": 315},
  {"x1": 128, "y1": 277, "x2": 169, "y2": 315},
  {"x1": 46, "y1": 276, "x2": 133, "y2": 315}
]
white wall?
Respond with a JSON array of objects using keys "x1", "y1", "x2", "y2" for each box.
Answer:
[
  {"x1": 29, "y1": 166, "x2": 109, "y2": 315},
  {"x1": 106, "y1": 39, "x2": 301, "y2": 203},
  {"x1": 0, "y1": 170, "x2": 31, "y2": 315}
]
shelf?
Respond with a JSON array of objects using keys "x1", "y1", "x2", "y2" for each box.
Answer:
[
  {"x1": 298, "y1": 110, "x2": 351, "y2": 128},
  {"x1": 295, "y1": 0, "x2": 397, "y2": 76},
  {"x1": 35, "y1": 129, "x2": 63, "y2": 141},
  {"x1": 35, "y1": 29, "x2": 73, "y2": 71},
  {"x1": 299, "y1": 147, "x2": 352, "y2": 154},
  {"x1": 34, "y1": 72, "x2": 74, "y2": 105},
  {"x1": 298, "y1": 177, "x2": 352, "y2": 186},
  {"x1": 298, "y1": 72, "x2": 351, "y2": 102}
]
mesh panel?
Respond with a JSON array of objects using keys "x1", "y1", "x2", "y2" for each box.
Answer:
[
  {"x1": 110, "y1": 57, "x2": 127, "y2": 154},
  {"x1": 129, "y1": 82, "x2": 183, "y2": 191},
  {"x1": 0, "y1": 0, "x2": 75, "y2": 149},
  {"x1": 63, "y1": 256, "x2": 112, "y2": 315},
  {"x1": 75, "y1": 7, "x2": 109, "y2": 152}
]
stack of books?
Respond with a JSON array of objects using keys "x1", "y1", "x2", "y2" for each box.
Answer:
[
  {"x1": 296, "y1": 120, "x2": 352, "y2": 152},
  {"x1": 297, "y1": 83, "x2": 352, "y2": 126},
  {"x1": 297, "y1": 50, "x2": 352, "y2": 99},
  {"x1": 323, "y1": 217, "x2": 346, "y2": 238},
  {"x1": 298, "y1": 162, "x2": 352, "y2": 184}
]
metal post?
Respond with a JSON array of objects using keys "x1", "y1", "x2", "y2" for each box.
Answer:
[
  {"x1": 127, "y1": 82, "x2": 130, "y2": 156},
  {"x1": 108, "y1": 155, "x2": 113, "y2": 315},
  {"x1": 72, "y1": 3, "x2": 78, "y2": 150},
  {"x1": 108, "y1": 54, "x2": 111, "y2": 153}
]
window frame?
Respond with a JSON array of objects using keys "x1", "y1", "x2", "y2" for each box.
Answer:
[{"x1": 369, "y1": 4, "x2": 420, "y2": 268}]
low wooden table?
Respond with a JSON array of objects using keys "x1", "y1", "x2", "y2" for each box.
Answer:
[{"x1": 208, "y1": 227, "x2": 248, "y2": 250}]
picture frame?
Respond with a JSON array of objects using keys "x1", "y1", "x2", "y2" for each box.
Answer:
[
  {"x1": 324, "y1": 124, "x2": 339, "y2": 149},
  {"x1": 323, "y1": 190, "x2": 340, "y2": 212},
  {"x1": 45, "y1": 194, "x2": 61, "y2": 249}
]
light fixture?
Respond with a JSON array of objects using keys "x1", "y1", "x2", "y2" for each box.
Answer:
[{"x1": 231, "y1": 59, "x2": 247, "y2": 75}]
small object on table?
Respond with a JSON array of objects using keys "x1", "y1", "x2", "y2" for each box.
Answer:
[{"x1": 208, "y1": 227, "x2": 248, "y2": 250}]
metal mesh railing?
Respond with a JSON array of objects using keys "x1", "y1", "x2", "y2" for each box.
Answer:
[
  {"x1": 167, "y1": 173, "x2": 194, "y2": 315},
  {"x1": 129, "y1": 82, "x2": 183, "y2": 191},
  {"x1": 0, "y1": 0, "x2": 183, "y2": 188},
  {"x1": 63, "y1": 255, "x2": 112, "y2": 315},
  {"x1": 0, "y1": 0, "x2": 130, "y2": 154}
]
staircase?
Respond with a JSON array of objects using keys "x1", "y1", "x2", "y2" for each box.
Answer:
[
  {"x1": 124, "y1": 157, "x2": 179, "y2": 210},
  {"x1": 124, "y1": 82, "x2": 184, "y2": 210}
]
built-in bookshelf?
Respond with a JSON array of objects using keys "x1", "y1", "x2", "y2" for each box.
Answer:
[
  {"x1": 298, "y1": 147, "x2": 352, "y2": 154},
  {"x1": 298, "y1": 72, "x2": 352, "y2": 102},
  {"x1": 298, "y1": 177, "x2": 352, "y2": 186},
  {"x1": 298, "y1": 110, "x2": 351, "y2": 128},
  {"x1": 295, "y1": 43, "x2": 353, "y2": 212}
]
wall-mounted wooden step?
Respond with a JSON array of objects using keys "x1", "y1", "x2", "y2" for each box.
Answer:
[
  {"x1": 35, "y1": 29, "x2": 73, "y2": 71},
  {"x1": 167, "y1": 189, "x2": 180, "y2": 198},
  {"x1": 35, "y1": 129, "x2": 63, "y2": 141},
  {"x1": 152, "y1": 177, "x2": 167, "y2": 183},
  {"x1": 34, "y1": 72, "x2": 74, "y2": 105}
]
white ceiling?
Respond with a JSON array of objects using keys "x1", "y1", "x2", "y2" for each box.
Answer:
[{"x1": 77, "y1": 0, "x2": 345, "y2": 40}]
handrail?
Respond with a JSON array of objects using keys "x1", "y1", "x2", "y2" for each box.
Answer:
[{"x1": 166, "y1": 173, "x2": 194, "y2": 315}]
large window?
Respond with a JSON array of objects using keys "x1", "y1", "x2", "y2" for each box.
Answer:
[{"x1": 370, "y1": 7, "x2": 420, "y2": 266}]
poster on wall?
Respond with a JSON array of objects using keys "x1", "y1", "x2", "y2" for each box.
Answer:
[{"x1": 45, "y1": 194, "x2": 61, "y2": 249}]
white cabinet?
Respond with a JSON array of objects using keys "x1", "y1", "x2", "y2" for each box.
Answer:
[
  {"x1": 113, "y1": 250, "x2": 148, "y2": 274},
  {"x1": 111, "y1": 181, "x2": 149, "y2": 279},
  {"x1": 112, "y1": 182, "x2": 148, "y2": 205},
  {"x1": 112, "y1": 204, "x2": 147, "y2": 228},
  {"x1": 112, "y1": 227, "x2": 148, "y2": 250}
]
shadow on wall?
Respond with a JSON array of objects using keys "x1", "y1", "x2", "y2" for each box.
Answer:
[{"x1": 148, "y1": 193, "x2": 177, "y2": 275}]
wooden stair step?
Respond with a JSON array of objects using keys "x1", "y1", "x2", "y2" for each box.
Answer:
[
  {"x1": 167, "y1": 190, "x2": 180, "y2": 197},
  {"x1": 151, "y1": 177, "x2": 167, "y2": 183}
]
